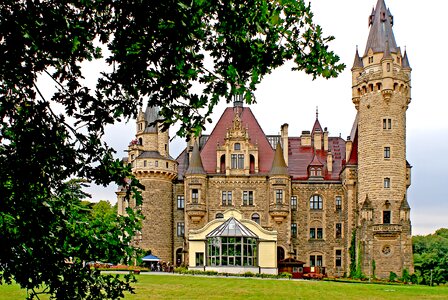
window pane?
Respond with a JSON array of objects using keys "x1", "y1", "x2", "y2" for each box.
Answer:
[
  {"x1": 383, "y1": 211, "x2": 391, "y2": 224},
  {"x1": 317, "y1": 228, "x2": 323, "y2": 239}
]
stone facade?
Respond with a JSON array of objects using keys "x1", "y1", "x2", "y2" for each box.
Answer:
[{"x1": 117, "y1": 0, "x2": 414, "y2": 278}]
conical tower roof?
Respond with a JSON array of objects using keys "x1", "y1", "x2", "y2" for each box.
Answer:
[
  {"x1": 308, "y1": 151, "x2": 324, "y2": 167},
  {"x1": 400, "y1": 195, "x2": 411, "y2": 210},
  {"x1": 269, "y1": 142, "x2": 288, "y2": 176},
  {"x1": 144, "y1": 106, "x2": 160, "y2": 133},
  {"x1": 364, "y1": 0, "x2": 398, "y2": 56},
  {"x1": 361, "y1": 194, "x2": 373, "y2": 210},
  {"x1": 185, "y1": 141, "x2": 206, "y2": 175},
  {"x1": 351, "y1": 47, "x2": 364, "y2": 70},
  {"x1": 402, "y1": 50, "x2": 411, "y2": 69}
]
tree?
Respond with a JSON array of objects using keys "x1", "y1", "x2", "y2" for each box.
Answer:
[
  {"x1": 0, "y1": 0, "x2": 344, "y2": 298},
  {"x1": 413, "y1": 229, "x2": 448, "y2": 285}
]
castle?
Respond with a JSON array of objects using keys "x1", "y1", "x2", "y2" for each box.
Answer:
[{"x1": 117, "y1": 0, "x2": 414, "y2": 278}]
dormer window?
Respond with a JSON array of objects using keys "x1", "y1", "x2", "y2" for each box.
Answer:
[
  {"x1": 234, "y1": 143, "x2": 241, "y2": 150},
  {"x1": 368, "y1": 56, "x2": 373, "y2": 64},
  {"x1": 309, "y1": 167, "x2": 322, "y2": 177},
  {"x1": 231, "y1": 154, "x2": 244, "y2": 169}
]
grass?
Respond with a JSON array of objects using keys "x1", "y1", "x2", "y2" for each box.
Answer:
[{"x1": 2, "y1": 274, "x2": 448, "y2": 300}]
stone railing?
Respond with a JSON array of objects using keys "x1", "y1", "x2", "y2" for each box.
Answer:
[{"x1": 371, "y1": 224, "x2": 402, "y2": 233}]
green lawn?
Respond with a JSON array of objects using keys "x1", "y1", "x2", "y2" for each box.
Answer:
[{"x1": 2, "y1": 274, "x2": 448, "y2": 300}]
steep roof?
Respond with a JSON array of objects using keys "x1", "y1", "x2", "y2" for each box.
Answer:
[
  {"x1": 361, "y1": 194, "x2": 373, "y2": 210},
  {"x1": 400, "y1": 195, "x2": 411, "y2": 210},
  {"x1": 402, "y1": 50, "x2": 411, "y2": 69},
  {"x1": 144, "y1": 106, "x2": 160, "y2": 133},
  {"x1": 269, "y1": 142, "x2": 288, "y2": 176},
  {"x1": 351, "y1": 47, "x2": 364, "y2": 70},
  {"x1": 364, "y1": 0, "x2": 398, "y2": 55},
  {"x1": 199, "y1": 107, "x2": 274, "y2": 173},
  {"x1": 185, "y1": 141, "x2": 205, "y2": 175}
]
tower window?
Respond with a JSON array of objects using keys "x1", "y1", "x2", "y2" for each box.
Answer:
[
  {"x1": 155, "y1": 160, "x2": 158, "y2": 167},
  {"x1": 383, "y1": 211, "x2": 391, "y2": 224},
  {"x1": 192, "y1": 189, "x2": 199, "y2": 204},
  {"x1": 275, "y1": 190, "x2": 283, "y2": 204},
  {"x1": 384, "y1": 147, "x2": 391, "y2": 158},
  {"x1": 310, "y1": 195, "x2": 323, "y2": 210},
  {"x1": 144, "y1": 160, "x2": 147, "y2": 167},
  {"x1": 222, "y1": 191, "x2": 232, "y2": 206},
  {"x1": 383, "y1": 118, "x2": 392, "y2": 129},
  {"x1": 368, "y1": 56, "x2": 373, "y2": 64},
  {"x1": 243, "y1": 191, "x2": 254, "y2": 206},
  {"x1": 387, "y1": 63, "x2": 391, "y2": 72},
  {"x1": 291, "y1": 196, "x2": 298, "y2": 210},
  {"x1": 384, "y1": 178, "x2": 391, "y2": 188}
]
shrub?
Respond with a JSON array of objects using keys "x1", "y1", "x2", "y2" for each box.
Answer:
[
  {"x1": 389, "y1": 271, "x2": 398, "y2": 282},
  {"x1": 278, "y1": 272, "x2": 292, "y2": 279},
  {"x1": 243, "y1": 272, "x2": 255, "y2": 277}
]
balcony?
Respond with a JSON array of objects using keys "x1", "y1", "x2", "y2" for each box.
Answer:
[
  {"x1": 185, "y1": 203, "x2": 207, "y2": 223},
  {"x1": 269, "y1": 203, "x2": 289, "y2": 223}
]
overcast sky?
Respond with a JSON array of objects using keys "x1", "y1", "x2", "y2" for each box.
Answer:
[{"x1": 78, "y1": 0, "x2": 448, "y2": 236}]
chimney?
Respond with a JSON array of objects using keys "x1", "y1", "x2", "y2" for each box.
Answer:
[
  {"x1": 345, "y1": 136, "x2": 352, "y2": 162},
  {"x1": 327, "y1": 150, "x2": 333, "y2": 173},
  {"x1": 281, "y1": 123, "x2": 289, "y2": 166},
  {"x1": 301, "y1": 131, "x2": 311, "y2": 147},
  {"x1": 323, "y1": 127, "x2": 329, "y2": 151}
]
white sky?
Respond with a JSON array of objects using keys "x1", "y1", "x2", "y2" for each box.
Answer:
[{"x1": 76, "y1": 0, "x2": 448, "y2": 236}]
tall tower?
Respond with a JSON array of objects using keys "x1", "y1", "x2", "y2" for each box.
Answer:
[
  {"x1": 351, "y1": 0, "x2": 413, "y2": 278},
  {"x1": 118, "y1": 106, "x2": 177, "y2": 263}
]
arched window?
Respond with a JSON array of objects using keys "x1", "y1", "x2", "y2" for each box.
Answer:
[
  {"x1": 251, "y1": 213, "x2": 260, "y2": 224},
  {"x1": 234, "y1": 143, "x2": 241, "y2": 150},
  {"x1": 216, "y1": 213, "x2": 224, "y2": 219},
  {"x1": 277, "y1": 246, "x2": 285, "y2": 262},
  {"x1": 138, "y1": 137, "x2": 143, "y2": 145},
  {"x1": 310, "y1": 195, "x2": 323, "y2": 210}
]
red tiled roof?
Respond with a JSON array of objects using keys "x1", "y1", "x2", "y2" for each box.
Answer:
[
  {"x1": 288, "y1": 137, "x2": 346, "y2": 181},
  {"x1": 199, "y1": 107, "x2": 275, "y2": 174}
]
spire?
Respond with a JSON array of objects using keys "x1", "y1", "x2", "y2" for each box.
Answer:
[
  {"x1": 402, "y1": 49, "x2": 411, "y2": 69},
  {"x1": 144, "y1": 106, "x2": 160, "y2": 133},
  {"x1": 400, "y1": 195, "x2": 411, "y2": 210},
  {"x1": 269, "y1": 142, "x2": 288, "y2": 176},
  {"x1": 351, "y1": 46, "x2": 364, "y2": 70},
  {"x1": 185, "y1": 141, "x2": 205, "y2": 175},
  {"x1": 308, "y1": 150, "x2": 324, "y2": 167},
  {"x1": 364, "y1": 0, "x2": 398, "y2": 56},
  {"x1": 316, "y1": 106, "x2": 319, "y2": 119},
  {"x1": 361, "y1": 194, "x2": 373, "y2": 210}
]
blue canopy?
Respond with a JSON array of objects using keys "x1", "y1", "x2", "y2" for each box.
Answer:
[{"x1": 142, "y1": 254, "x2": 160, "y2": 262}]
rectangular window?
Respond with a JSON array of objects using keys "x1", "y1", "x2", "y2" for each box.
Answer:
[
  {"x1": 291, "y1": 196, "x2": 297, "y2": 210},
  {"x1": 143, "y1": 160, "x2": 147, "y2": 167},
  {"x1": 191, "y1": 189, "x2": 199, "y2": 204},
  {"x1": 383, "y1": 118, "x2": 392, "y2": 130},
  {"x1": 177, "y1": 222, "x2": 185, "y2": 237},
  {"x1": 384, "y1": 147, "x2": 391, "y2": 158},
  {"x1": 335, "y1": 223, "x2": 342, "y2": 239},
  {"x1": 383, "y1": 210, "x2": 391, "y2": 224},
  {"x1": 177, "y1": 195, "x2": 185, "y2": 209},
  {"x1": 155, "y1": 160, "x2": 158, "y2": 167},
  {"x1": 238, "y1": 154, "x2": 244, "y2": 169},
  {"x1": 231, "y1": 154, "x2": 237, "y2": 169},
  {"x1": 310, "y1": 228, "x2": 316, "y2": 239},
  {"x1": 317, "y1": 228, "x2": 323, "y2": 239},
  {"x1": 222, "y1": 191, "x2": 232, "y2": 206},
  {"x1": 275, "y1": 190, "x2": 283, "y2": 204},
  {"x1": 384, "y1": 178, "x2": 391, "y2": 188},
  {"x1": 310, "y1": 255, "x2": 323, "y2": 267},
  {"x1": 316, "y1": 255, "x2": 323, "y2": 267},
  {"x1": 243, "y1": 191, "x2": 254, "y2": 206},
  {"x1": 335, "y1": 196, "x2": 342, "y2": 211},
  {"x1": 195, "y1": 252, "x2": 204, "y2": 266},
  {"x1": 291, "y1": 223, "x2": 297, "y2": 237},
  {"x1": 335, "y1": 250, "x2": 342, "y2": 267},
  {"x1": 310, "y1": 255, "x2": 316, "y2": 267}
]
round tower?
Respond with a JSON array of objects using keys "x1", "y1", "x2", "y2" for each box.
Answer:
[
  {"x1": 351, "y1": 0, "x2": 413, "y2": 278},
  {"x1": 129, "y1": 106, "x2": 178, "y2": 263}
]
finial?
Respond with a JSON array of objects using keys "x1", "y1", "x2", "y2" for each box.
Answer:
[{"x1": 316, "y1": 106, "x2": 319, "y2": 120}]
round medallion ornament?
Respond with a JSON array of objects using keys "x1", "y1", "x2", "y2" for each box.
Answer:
[{"x1": 382, "y1": 245, "x2": 391, "y2": 256}]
